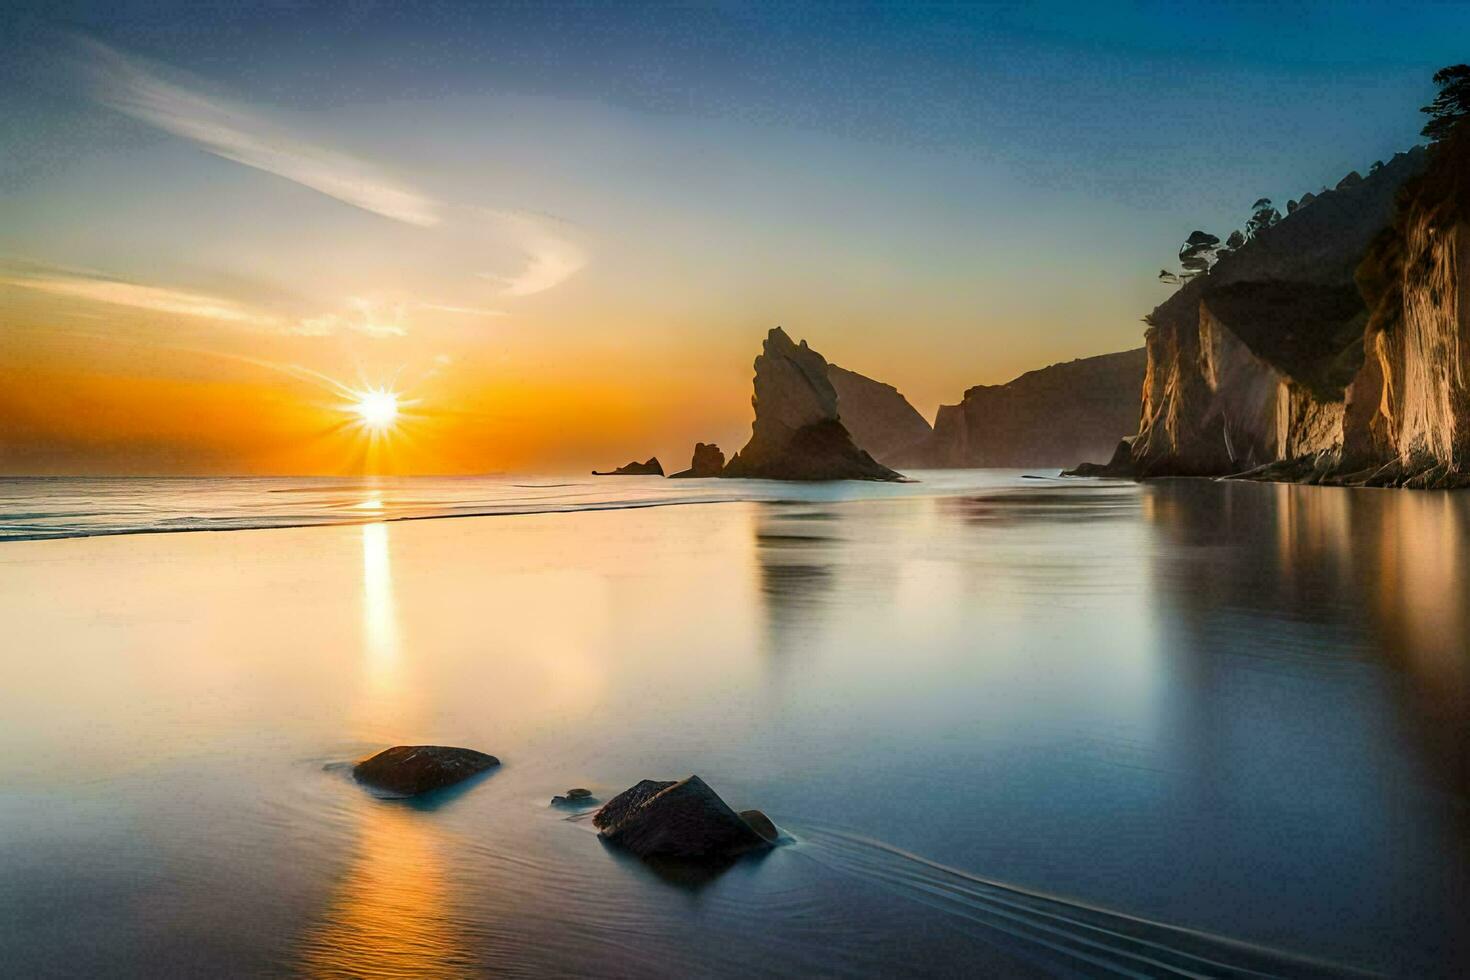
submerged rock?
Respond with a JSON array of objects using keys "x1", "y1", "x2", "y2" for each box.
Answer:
[
  {"x1": 551, "y1": 787, "x2": 597, "y2": 807},
  {"x1": 592, "y1": 458, "x2": 664, "y2": 476},
  {"x1": 738, "y1": 809, "x2": 780, "y2": 844},
  {"x1": 593, "y1": 775, "x2": 777, "y2": 860},
  {"x1": 668, "y1": 442, "x2": 725, "y2": 478},
  {"x1": 352, "y1": 745, "x2": 500, "y2": 797},
  {"x1": 721, "y1": 327, "x2": 902, "y2": 481}
]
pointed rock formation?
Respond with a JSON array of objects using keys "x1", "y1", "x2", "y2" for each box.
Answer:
[
  {"x1": 668, "y1": 442, "x2": 725, "y2": 478},
  {"x1": 825, "y1": 364, "x2": 933, "y2": 466},
  {"x1": 721, "y1": 328, "x2": 903, "y2": 481},
  {"x1": 592, "y1": 458, "x2": 663, "y2": 476}
]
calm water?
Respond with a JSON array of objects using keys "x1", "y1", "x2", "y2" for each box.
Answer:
[
  {"x1": 0, "y1": 471, "x2": 1017, "y2": 541},
  {"x1": 1, "y1": 473, "x2": 1466, "y2": 977}
]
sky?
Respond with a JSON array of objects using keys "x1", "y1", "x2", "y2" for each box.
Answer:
[{"x1": 2, "y1": 1, "x2": 1467, "y2": 475}]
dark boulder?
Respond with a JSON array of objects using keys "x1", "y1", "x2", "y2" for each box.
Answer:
[
  {"x1": 352, "y1": 745, "x2": 500, "y2": 797},
  {"x1": 593, "y1": 775, "x2": 776, "y2": 860},
  {"x1": 669, "y1": 442, "x2": 725, "y2": 478},
  {"x1": 592, "y1": 457, "x2": 663, "y2": 476}
]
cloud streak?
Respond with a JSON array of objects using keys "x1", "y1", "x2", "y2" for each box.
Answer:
[
  {"x1": 1, "y1": 270, "x2": 282, "y2": 329},
  {"x1": 478, "y1": 209, "x2": 588, "y2": 297},
  {"x1": 79, "y1": 39, "x2": 589, "y2": 297},
  {"x1": 85, "y1": 40, "x2": 439, "y2": 227},
  {"x1": 421, "y1": 303, "x2": 507, "y2": 317},
  {"x1": 3, "y1": 263, "x2": 403, "y2": 338}
]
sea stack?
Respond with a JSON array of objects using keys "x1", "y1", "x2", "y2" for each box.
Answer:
[
  {"x1": 669, "y1": 442, "x2": 725, "y2": 478},
  {"x1": 721, "y1": 327, "x2": 903, "y2": 481}
]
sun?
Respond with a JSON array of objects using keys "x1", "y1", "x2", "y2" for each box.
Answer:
[{"x1": 350, "y1": 388, "x2": 400, "y2": 431}]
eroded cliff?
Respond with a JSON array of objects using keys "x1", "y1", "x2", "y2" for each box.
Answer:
[
  {"x1": 900, "y1": 349, "x2": 1146, "y2": 468},
  {"x1": 825, "y1": 363, "x2": 932, "y2": 466},
  {"x1": 1078, "y1": 143, "x2": 1470, "y2": 487}
]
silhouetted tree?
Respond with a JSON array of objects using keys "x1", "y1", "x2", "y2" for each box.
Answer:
[
  {"x1": 1178, "y1": 230, "x2": 1221, "y2": 278},
  {"x1": 1246, "y1": 198, "x2": 1280, "y2": 239},
  {"x1": 1421, "y1": 64, "x2": 1470, "y2": 142},
  {"x1": 1224, "y1": 229, "x2": 1246, "y2": 251},
  {"x1": 1158, "y1": 269, "x2": 1181, "y2": 286}
]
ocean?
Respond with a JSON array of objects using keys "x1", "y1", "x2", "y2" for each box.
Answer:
[{"x1": 1, "y1": 472, "x2": 1465, "y2": 976}]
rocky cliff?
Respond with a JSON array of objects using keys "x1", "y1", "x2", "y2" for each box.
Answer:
[
  {"x1": 722, "y1": 327, "x2": 902, "y2": 481},
  {"x1": 825, "y1": 364, "x2": 932, "y2": 466},
  {"x1": 1076, "y1": 144, "x2": 1470, "y2": 487},
  {"x1": 898, "y1": 349, "x2": 1146, "y2": 468},
  {"x1": 668, "y1": 442, "x2": 725, "y2": 478}
]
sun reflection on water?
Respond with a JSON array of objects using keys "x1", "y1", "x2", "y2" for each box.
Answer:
[{"x1": 297, "y1": 804, "x2": 469, "y2": 978}]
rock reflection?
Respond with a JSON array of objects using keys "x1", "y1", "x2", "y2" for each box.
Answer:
[
  {"x1": 297, "y1": 803, "x2": 471, "y2": 978},
  {"x1": 1144, "y1": 480, "x2": 1470, "y2": 795},
  {"x1": 753, "y1": 505, "x2": 840, "y2": 658},
  {"x1": 943, "y1": 484, "x2": 1140, "y2": 525}
]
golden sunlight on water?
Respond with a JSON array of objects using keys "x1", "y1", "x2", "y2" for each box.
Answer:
[
  {"x1": 297, "y1": 803, "x2": 468, "y2": 978},
  {"x1": 356, "y1": 522, "x2": 412, "y2": 734}
]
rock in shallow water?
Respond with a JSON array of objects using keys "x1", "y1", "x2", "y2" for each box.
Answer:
[
  {"x1": 593, "y1": 775, "x2": 777, "y2": 860},
  {"x1": 592, "y1": 458, "x2": 663, "y2": 476},
  {"x1": 352, "y1": 745, "x2": 500, "y2": 797},
  {"x1": 551, "y1": 787, "x2": 597, "y2": 807}
]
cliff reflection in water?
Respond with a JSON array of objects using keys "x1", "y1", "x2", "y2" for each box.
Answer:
[{"x1": 1144, "y1": 480, "x2": 1470, "y2": 797}]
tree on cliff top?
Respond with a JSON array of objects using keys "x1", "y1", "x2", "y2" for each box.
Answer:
[
  {"x1": 1246, "y1": 198, "x2": 1281, "y2": 239},
  {"x1": 1178, "y1": 231, "x2": 1220, "y2": 276},
  {"x1": 1421, "y1": 64, "x2": 1470, "y2": 142},
  {"x1": 1158, "y1": 230, "x2": 1221, "y2": 286}
]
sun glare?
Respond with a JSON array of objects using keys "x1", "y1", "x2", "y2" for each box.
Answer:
[{"x1": 350, "y1": 389, "x2": 400, "y2": 431}]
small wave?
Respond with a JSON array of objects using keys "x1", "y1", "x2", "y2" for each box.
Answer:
[{"x1": 795, "y1": 827, "x2": 1371, "y2": 979}]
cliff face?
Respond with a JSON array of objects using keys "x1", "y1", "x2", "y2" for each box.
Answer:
[
  {"x1": 901, "y1": 349, "x2": 1146, "y2": 468},
  {"x1": 1339, "y1": 194, "x2": 1470, "y2": 485},
  {"x1": 825, "y1": 363, "x2": 932, "y2": 466},
  {"x1": 1086, "y1": 144, "x2": 1470, "y2": 487},
  {"x1": 722, "y1": 328, "x2": 903, "y2": 481}
]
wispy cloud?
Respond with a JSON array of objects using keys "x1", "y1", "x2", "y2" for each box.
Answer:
[
  {"x1": 3, "y1": 262, "x2": 407, "y2": 338},
  {"x1": 78, "y1": 39, "x2": 589, "y2": 298},
  {"x1": 296, "y1": 298, "x2": 409, "y2": 338},
  {"x1": 84, "y1": 39, "x2": 439, "y2": 227},
  {"x1": 1, "y1": 270, "x2": 282, "y2": 329},
  {"x1": 478, "y1": 209, "x2": 589, "y2": 297},
  {"x1": 421, "y1": 303, "x2": 507, "y2": 317}
]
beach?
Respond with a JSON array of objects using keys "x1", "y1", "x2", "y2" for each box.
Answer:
[{"x1": 1, "y1": 474, "x2": 1467, "y2": 976}]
